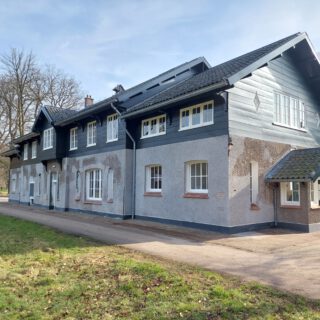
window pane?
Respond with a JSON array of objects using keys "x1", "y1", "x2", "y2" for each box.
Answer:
[
  {"x1": 159, "y1": 117, "x2": 166, "y2": 132},
  {"x1": 191, "y1": 164, "x2": 195, "y2": 176},
  {"x1": 203, "y1": 104, "x2": 213, "y2": 123},
  {"x1": 143, "y1": 121, "x2": 149, "y2": 136},
  {"x1": 191, "y1": 177, "x2": 195, "y2": 189},
  {"x1": 202, "y1": 177, "x2": 207, "y2": 189},
  {"x1": 196, "y1": 163, "x2": 201, "y2": 176},
  {"x1": 151, "y1": 119, "x2": 157, "y2": 134},
  {"x1": 196, "y1": 177, "x2": 201, "y2": 189},
  {"x1": 192, "y1": 107, "x2": 201, "y2": 125},
  {"x1": 181, "y1": 110, "x2": 189, "y2": 128}
]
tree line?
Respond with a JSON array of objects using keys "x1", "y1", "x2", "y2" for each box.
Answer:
[{"x1": 0, "y1": 48, "x2": 84, "y2": 189}]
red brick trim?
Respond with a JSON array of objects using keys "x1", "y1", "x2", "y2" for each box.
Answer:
[
  {"x1": 144, "y1": 192, "x2": 162, "y2": 197},
  {"x1": 250, "y1": 203, "x2": 260, "y2": 211},
  {"x1": 280, "y1": 205, "x2": 301, "y2": 209},
  {"x1": 183, "y1": 193, "x2": 209, "y2": 199},
  {"x1": 83, "y1": 200, "x2": 103, "y2": 205}
]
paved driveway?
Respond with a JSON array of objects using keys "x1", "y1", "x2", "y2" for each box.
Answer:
[{"x1": 1, "y1": 202, "x2": 320, "y2": 300}]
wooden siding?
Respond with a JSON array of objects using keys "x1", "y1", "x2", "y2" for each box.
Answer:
[
  {"x1": 228, "y1": 51, "x2": 320, "y2": 147},
  {"x1": 127, "y1": 92, "x2": 228, "y2": 149}
]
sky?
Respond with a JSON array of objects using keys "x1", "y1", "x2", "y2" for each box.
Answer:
[{"x1": 0, "y1": 0, "x2": 319, "y2": 102}]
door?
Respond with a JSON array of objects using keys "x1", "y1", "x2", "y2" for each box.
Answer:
[{"x1": 49, "y1": 172, "x2": 57, "y2": 210}]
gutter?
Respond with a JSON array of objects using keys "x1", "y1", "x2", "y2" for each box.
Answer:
[
  {"x1": 110, "y1": 103, "x2": 136, "y2": 220},
  {"x1": 121, "y1": 80, "x2": 228, "y2": 119}
]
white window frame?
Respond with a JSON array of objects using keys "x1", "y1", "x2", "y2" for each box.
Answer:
[
  {"x1": 23, "y1": 143, "x2": 28, "y2": 160},
  {"x1": 274, "y1": 92, "x2": 306, "y2": 130},
  {"x1": 186, "y1": 161, "x2": 208, "y2": 194},
  {"x1": 87, "y1": 121, "x2": 97, "y2": 147},
  {"x1": 106, "y1": 114, "x2": 118, "y2": 142},
  {"x1": 250, "y1": 161, "x2": 259, "y2": 204},
  {"x1": 43, "y1": 128, "x2": 53, "y2": 150},
  {"x1": 145, "y1": 165, "x2": 162, "y2": 192},
  {"x1": 280, "y1": 181, "x2": 300, "y2": 206},
  {"x1": 31, "y1": 141, "x2": 37, "y2": 159},
  {"x1": 70, "y1": 127, "x2": 78, "y2": 150},
  {"x1": 141, "y1": 115, "x2": 166, "y2": 139},
  {"x1": 179, "y1": 101, "x2": 214, "y2": 131},
  {"x1": 85, "y1": 169, "x2": 102, "y2": 201},
  {"x1": 310, "y1": 179, "x2": 320, "y2": 208}
]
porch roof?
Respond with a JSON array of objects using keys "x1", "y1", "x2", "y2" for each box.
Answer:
[{"x1": 265, "y1": 148, "x2": 320, "y2": 182}]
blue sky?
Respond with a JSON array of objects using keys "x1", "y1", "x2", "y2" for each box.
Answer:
[{"x1": 1, "y1": 0, "x2": 319, "y2": 102}]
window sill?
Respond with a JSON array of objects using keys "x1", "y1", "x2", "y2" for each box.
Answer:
[
  {"x1": 106, "y1": 139, "x2": 118, "y2": 143},
  {"x1": 144, "y1": 192, "x2": 162, "y2": 197},
  {"x1": 69, "y1": 148, "x2": 78, "y2": 151},
  {"x1": 183, "y1": 193, "x2": 209, "y2": 199},
  {"x1": 280, "y1": 204, "x2": 301, "y2": 209},
  {"x1": 84, "y1": 200, "x2": 102, "y2": 205},
  {"x1": 107, "y1": 199, "x2": 113, "y2": 203},
  {"x1": 272, "y1": 122, "x2": 307, "y2": 132},
  {"x1": 141, "y1": 132, "x2": 166, "y2": 140},
  {"x1": 86, "y1": 144, "x2": 96, "y2": 148},
  {"x1": 43, "y1": 147, "x2": 53, "y2": 150},
  {"x1": 178, "y1": 122, "x2": 214, "y2": 132}
]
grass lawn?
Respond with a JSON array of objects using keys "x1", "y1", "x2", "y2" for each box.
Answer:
[
  {"x1": 0, "y1": 188, "x2": 8, "y2": 197},
  {"x1": 0, "y1": 215, "x2": 319, "y2": 320}
]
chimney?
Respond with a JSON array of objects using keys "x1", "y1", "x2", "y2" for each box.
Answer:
[
  {"x1": 84, "y1": 95, "x2": 94, "y2": 107},
  {"x1": 113, "y1": 84, "x2": 125, "y2": 94}
]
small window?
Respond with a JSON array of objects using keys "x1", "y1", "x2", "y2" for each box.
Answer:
[
  {"x1": 70, "y1": 127, "x2": 78, "y2": 150},
  {"x1": 310, "y1": 179, "x2": 320, "y2": 207},
  {"x1": 180, "y1": 101, "x2": 214, "y2": 130},
  {"x1": 141, "y1": 115, "x2": 166, "y2": 138},
  {"x1": 280, "y1": 182, "x2": 300, "y2": 206},
  {"x1": 186, "y1": 161, "x2": 208, "y2": 193},
  {"x1": 23, "y1": 144, "x2": 28, "y2": 160},
  {"x1": 250, "y1": 161, "x2": 259, "y2": 204},
  {"x1": 274, "y1": 92, "x2": 305, "y2": 129},
  {"x1": 76, "y1": 171, "x2": 80, "y2": 193},
  {"x1": 106, "y1": 114, "x2": 118, "y2": 142},
  {"x1": 146, "y1": 165, "x2": 162, "y2": 192},
  {"x1": 31, "y1": 141, "x2": 37, "y2": 159},
  {"x1": 107, "y1": 169, "x2": 114, "y2": 201},
  {"x1": 86, "y1": 169, "x2": 102, "y2": 200},
  {"x1": 11, "y1": 178, "x2": 16, "y2": 194},
  {"x1": 87, "y1": 121, "x2": 97, "y2": 147},
  {"x1": 43, "y1": 128, "x2": 53, "y2": 150}
]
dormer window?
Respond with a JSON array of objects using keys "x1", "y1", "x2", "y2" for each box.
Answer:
[
  {"x1": 31, "y1": 141, "x2": 37, "y2": 159},
  {"x1": 87, "y1": 121, "x2": 96, "y2": 147},
  {"x1": 23, "y1": 143, "x2": 28, "y2": 160},
  {"x1": 106, "y1": 114, "x2": 118, "y2": 143},
  {"x1": 43, "y1": 128, "x2": 53, "y2": 150},
  {"x1": 70, "y1": 127, "x2": 78, "y2": 150},
  {"x1": 179, "y1": 101, "x2": 214, "y2": 131},
  {"x1": 141, "y1": 115, "x2": 166, "y2": 139}
]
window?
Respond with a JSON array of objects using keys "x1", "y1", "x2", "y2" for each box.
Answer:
[
  {"x1": 250, "y1": 161, "x2": 259, "y2": 204},
  {"x1": 23, "y1": 144, "x2": 28, "y2": 160},
  {"x1": 310, "y1": 179, "x2": 320, "y2": 207},
  {"x1": 70, "y1": 127, "x2": 78, "y2": 150},
  {"x1": 43, "y1": 128, "x2": 53, "y2": 150},
  {"x1": 141, "y1": 115, "x2": 166, "y2": 138},
  {"x1": 274, "y1": 92, "x2": 305, "y2": 129},
  {"x1": 180, "y1": 101, "x2": 213, "y2": 130},
  {"x1": 31, "y1": 141, "x2": 37, "y2": 159},
  {"x1": 106, "y1": 114, "x2": 118, "y2": 142},
  {"x1": 76, "y1": 171, "x2": 80, "y2": 193},
  {"x1": 87, "y1": 121, "x2": 96, "y2": 147},
  {"x1": 38, "y1": 174, "x2": 41, "y2": 196},
  {"x1": 186, "y1": 161, "x2": 208, "y2": 193},
  {"x1": 86, "y1": 169, "x2": 102, "y2": 200},
  {"x1": 107, "y1": 169, "x2": 114, "y2": 202},
  {"x1": 280, "y1": 182, "x2": 300, "y2": 206},
  {"x1": 11, "y1": 177, "x2": 16, "y2": 193},
  {"x1": 146, "y1": 165, "x2": 162, "y2": 192}
]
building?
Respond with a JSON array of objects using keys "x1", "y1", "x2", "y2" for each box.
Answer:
[{"x1": 3, "y1": 32, "x2": 320, "y2": 232}]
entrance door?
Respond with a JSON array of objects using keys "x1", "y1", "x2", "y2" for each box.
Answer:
[{"x1": 49, "y1": 172, "x2": 58, "y2": 210}]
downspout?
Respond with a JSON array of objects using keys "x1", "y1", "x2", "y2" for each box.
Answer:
[
  {"x1": 273, "y1": 184, "x2": 278, "y2": 227},
  {"x1": 110, "y1": 103, "x2": 136, "y2": 220}
]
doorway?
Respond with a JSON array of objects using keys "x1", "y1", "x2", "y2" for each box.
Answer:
[{"x1": 49, "y1": 172, "x2": 58, "y2": 210}]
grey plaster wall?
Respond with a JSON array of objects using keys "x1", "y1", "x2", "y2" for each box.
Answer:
[
  {"x1": 135, "y1": 135, "x2": 229, "y2": 226},
  {"x1": 65, "y1": 149, "x2": 131, "y2": 216},
  {"x1": 228, "y1": 135, "x2": 291, "y2": 227}
]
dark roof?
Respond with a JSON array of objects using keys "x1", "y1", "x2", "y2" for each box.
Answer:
[
  {"x1": 44, "y1": 106, "x2": 78, "y2": 122},
  {"x1": 265, "y1": 148, "x2": 320, "y2": 182},
  {"x1": 122, "y1": 33, "x2": 305, "y2": 117},
  {"x1": 55, "y1": 57, "x2": 210, "y2": 126},
  {"x1": 12, "y1": 132, "x2": 40, "y2": 144},
  {"x1": 1, "y1": 148, "x2": 19, "y2": 157}
]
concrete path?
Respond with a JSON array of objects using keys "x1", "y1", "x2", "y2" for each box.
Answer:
[{"x1": 1, "y1": 202, "x2": 320, "y2": 300}]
